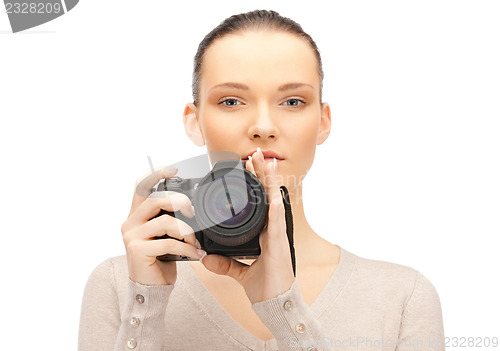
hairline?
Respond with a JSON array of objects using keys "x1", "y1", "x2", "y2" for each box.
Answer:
[{"x1": 196, "y1": 28, "x2": 323, "y2": 107}]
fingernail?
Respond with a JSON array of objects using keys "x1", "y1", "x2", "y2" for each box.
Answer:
[
  {"x1": 257, "y1": 147, "x2": 263, "y2": 160},
  {"x1": 198, "y1": 251, "x2": 207, "y2": 263},
  {"x1": 248, "y1": 155, "x2": 252, "y2": 162},
  {"x1": 273, "y1": 157, "x2": 277, "y2": 172},
  {"x1": 191, "y1": 205, "x2": 195, "y2": 216},
  {"x1": 195, "y1": 239, "x2": 201, "y2": 249}
]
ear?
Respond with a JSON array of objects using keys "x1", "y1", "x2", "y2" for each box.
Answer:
[
  {"x1": 183, "y1": 103, "x2": 205, "y2": 147},
  {"x1": 316, "y1": 102, "x2": 332, "y2": 145}
]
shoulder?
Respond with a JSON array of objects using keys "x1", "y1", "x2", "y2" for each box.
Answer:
[
  {"x1": 86, "y1": 255, "x2": 128, "y2": 282},
  {"x1": 342, "y1": 248, "x2": 441, "y2": 309},
  {"x1": 83, "y1": 255, "x2": 130, "y2": 303},
  {"x1": 355, "y1": 250, "x2": 420, "y2": 282}
]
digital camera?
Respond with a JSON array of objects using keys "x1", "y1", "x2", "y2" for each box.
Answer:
[{"x1": 151, "y1": 159, "x2": 269, "y2": 261}]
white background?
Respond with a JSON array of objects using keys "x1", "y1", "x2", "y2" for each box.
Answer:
[{"x1": 1, "y1": 0, "x2": 499, "y2": 349}]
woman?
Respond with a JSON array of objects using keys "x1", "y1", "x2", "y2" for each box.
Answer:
[{"x1": 79, "y1": 10, "x2": 444, "y2": 351}]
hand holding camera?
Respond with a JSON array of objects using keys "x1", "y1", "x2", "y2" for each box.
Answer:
[
  {"x1": 152, "y1": 158, "x2": 269, "y2": 261},
  {"x1": 120, "y1": 150, "x2": 295, "y2": 296},
  {"x1": 121, "y1": 166, "x2": 206, "y2": 286},
  {"x1": 200, "y1": 149, "x2": 296, "y2": 304}
]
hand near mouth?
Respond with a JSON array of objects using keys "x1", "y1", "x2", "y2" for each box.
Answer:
[{"x1": 199, "y1": 147, "x2": 295, "y2": 304}]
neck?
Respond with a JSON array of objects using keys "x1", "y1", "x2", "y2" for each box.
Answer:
[
  {"x1": 282, "y1": 184, "x2": 338, "y2": 268},
  {"x1": 223, "y1": 183, "x2": 338, "y2": 271},
  {"x1": 285, "y1": 183, "x2": 329, "y2": 260}
]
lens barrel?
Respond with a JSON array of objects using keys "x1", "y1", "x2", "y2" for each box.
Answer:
[{"x1": 193, "y1": 163, "x2": 268, "y2": 247}]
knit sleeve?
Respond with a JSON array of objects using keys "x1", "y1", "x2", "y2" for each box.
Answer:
[
  {"x1": 78, "y1": 258, "x2": 174, "y2": 351},
  {"x1": 251, "y1": 278, "x2": 331, "y2": 351},
  {"x1": 396, "y1": 271, "x2": 445, "y2": 351}
]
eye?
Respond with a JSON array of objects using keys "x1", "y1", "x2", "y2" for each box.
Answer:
[
  {"x1": 218, "y1": 98, "x2": 242, "y2": 107},
  {"x1": 282, "y1": 98, "x2": 305, "y2": 107}
]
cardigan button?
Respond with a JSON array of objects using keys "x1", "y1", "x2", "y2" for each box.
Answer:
[
  {"x1": 130, "y1": 317, "x2": 140, "y2": 327},
  {"x1": 307, "y1": 347, "x2": 317, "y2": 351},
  {"x1": 295, "y1": 323, "x2": 306, "y2": 333},
  {"x1": 283, "y1": 300, "x2": 293, "y2": 311},
  {"x1": 135, "y1": 294, "x2": 145, "y2": 304},
  {"x1": 127, "y1": 338, "x2": 137, "y2": 349}
]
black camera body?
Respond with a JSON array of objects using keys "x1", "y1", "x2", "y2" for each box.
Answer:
[{"x1": 152, "y1": 159, "x2": 269, "y2": 261}]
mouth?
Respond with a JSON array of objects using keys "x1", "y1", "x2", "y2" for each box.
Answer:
[
  {"x1": 241, "y1": 157, "x2": 284, "y2": 165},
  {"x1": 242, "y1": 149, "x2": 284, "y2": 162},
  {"x1": 242, "y1": 157, "x2": 284, "y2": 164}
]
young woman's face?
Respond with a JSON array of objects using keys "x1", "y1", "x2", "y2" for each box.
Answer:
[{"x1": 184, "y1": 30, "x2": 331, "y2": 191}]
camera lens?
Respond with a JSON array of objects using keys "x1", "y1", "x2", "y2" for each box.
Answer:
[
  {"x1": 193, "y1": 162, "x2": 268, "y2": 247},
  {"x1": 203, "y1": 175, "x2": 257, "y2": 229}
]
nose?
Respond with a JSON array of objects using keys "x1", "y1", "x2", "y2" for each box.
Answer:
[{"x1": 247, "y1": 104, "x2": 279, "y2": 141}]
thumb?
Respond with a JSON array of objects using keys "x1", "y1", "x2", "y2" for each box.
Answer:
[{"x1": 200, "y1": 254, "x2": 249, "y2": 283}]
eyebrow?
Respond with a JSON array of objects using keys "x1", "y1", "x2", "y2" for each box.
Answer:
[{"x1": 209, "y1": 82, "x2": 314, "y2": 92}]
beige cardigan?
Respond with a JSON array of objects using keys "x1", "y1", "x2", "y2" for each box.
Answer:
[{"x1": 78, "y1": 246, "x2": 444, "y2": 350}]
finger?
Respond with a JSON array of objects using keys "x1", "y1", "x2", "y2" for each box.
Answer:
[
  {"x1": 245, "y1": 156, "x2": 257, "y2": 177},
  {"x1": 250, "y1": 150, "x2": 280, "y2": 206},
  {"x1": 258, "y1": 196, "x2": 291, "y2": 271},
  {"x1": 148, "y1": 190, "x2": 195, "y2": 218},
  {"x1": 200, "y1": 254, "x2": 249, "y2": 283},
  {"x1": 131, "y1": 238, "x2": 205, "y2": 260},
  {"x1": 247, "y1": 155, "x2": 275, "y2": 204},
  {"x1": 126, "y1": 191, "x2": 194, "y2": 229},
  {"x1": 266, "y1": 191, "x2": 287, "y2": 242},
  {"x1": 265, "y1": 160, "x2": 283, "y2": 204},
  {"x1": 258, "y1": 162, "x2": 288, "y2": 247},
  {"x1": 125, "y1": 214, "x2": 196, "y2": 246},
  {"x1": 249, "y1": 148, "x2": 269, "y2": 186},
  {"x1": 129, "y1": 165, "x2": 178, "y2": 217},
  {"x1": 251, "y1": 148, "x2": 280, "y2": 193}
]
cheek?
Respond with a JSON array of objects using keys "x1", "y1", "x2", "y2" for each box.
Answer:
[
  {"x1": 282, "y1": 120, "x2": 318, "y2": 183},
  {"x1": 202, "y1": 115, "x2": 241, "y2": 149},
  {"x1": 289, "y1": 120, "x2": 318, "y2": 158}
]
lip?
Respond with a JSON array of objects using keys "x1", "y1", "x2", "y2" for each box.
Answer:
[{"x1": 242, "y1": 149, "x2": 284, "y2": 161}]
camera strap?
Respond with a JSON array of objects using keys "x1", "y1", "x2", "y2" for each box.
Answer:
[{"x1": 279, "y1": 185, "x2": 296, "y2": 277}]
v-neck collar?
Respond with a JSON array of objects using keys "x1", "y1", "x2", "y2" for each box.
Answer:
[{"x1": 177, "y1": 246, "x2": 357, "y2": 350}]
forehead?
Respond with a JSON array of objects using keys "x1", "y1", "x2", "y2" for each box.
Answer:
[{"x1": 200, "y1": 30, "x2": 319, "y2": 93}]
